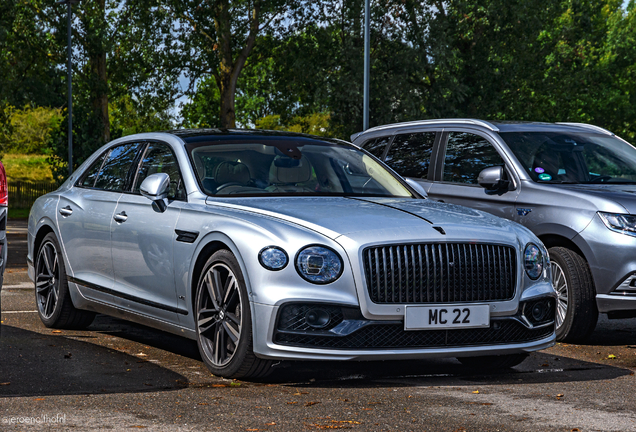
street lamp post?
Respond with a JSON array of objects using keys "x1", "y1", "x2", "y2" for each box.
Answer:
[
  {"x1": 56, "y1": 0, "x2": 80, "y2": 176},
  {"x1": 363, "y1": 0, "x2": 370, "y2": 131}
]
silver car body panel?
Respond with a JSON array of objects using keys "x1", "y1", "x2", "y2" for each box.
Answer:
[{"x1": 28, "y1": 130, "x2": 556, "y2": 361}]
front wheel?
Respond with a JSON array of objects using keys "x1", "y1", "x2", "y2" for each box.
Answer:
[
  {"x1": 549, "y1": 247, "x2": 598, "y2": 342},
  {"x1": 457, "y1": 353, "x2": 529, "y2": 370},
  {"x1": 195, "y1": 249, "x2": 273, "y2": 379},
  {"x1": 35, "y1": 233, "x2": 95, "y2": 329}
]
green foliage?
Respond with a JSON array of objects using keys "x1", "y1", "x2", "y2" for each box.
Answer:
[
  {"x1": 1, "y1": 154, "x2": 53, "y2": 182},
  {"x1": 110, "y1": 95, "x2": 174, "y2": 137},
  {"x1": 3, "y1": 106, "x2": 63, "y2": 154},
  {"x1": 255, "y1": 112, "x2": 332, "y2": 136}
]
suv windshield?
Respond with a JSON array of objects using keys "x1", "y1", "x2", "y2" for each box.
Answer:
[
  {"x1": 186, "y1": 137, "x2": 414, "y2": 198},
  {"x1": 500, "y1": 132, "x2": 636, "y2": 184}
]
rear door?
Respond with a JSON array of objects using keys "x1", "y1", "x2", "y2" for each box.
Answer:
[
  {"x1": 426, "y1": 130, "x2": 520, "y2": 220},
  {"x1": 57, "y1": 142, "x2": 142, "y2": 302}
]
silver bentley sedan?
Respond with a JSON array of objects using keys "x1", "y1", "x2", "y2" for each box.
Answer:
[{"x1": 27, "y1": 129, "x2": 556, "y2": 378}]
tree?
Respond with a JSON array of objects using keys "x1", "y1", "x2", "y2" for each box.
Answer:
[{"x1": 165, "y1": 0, "x2": 313, "y2": 128}]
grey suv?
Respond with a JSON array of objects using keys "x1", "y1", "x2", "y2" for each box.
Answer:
[{"x1": 353, "y1": 119, "x2": 636, "y2": 342}]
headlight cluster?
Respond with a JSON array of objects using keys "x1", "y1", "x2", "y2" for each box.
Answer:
[
  {"x1": 524, "y1": 243, "x2": 544, "y2": 280},
  {"x1": 599, "y1": 212, "x2": 636, "y2": 236},
  {"x1": 258, "y1": 244, "x2": 343, "y2": 284}
]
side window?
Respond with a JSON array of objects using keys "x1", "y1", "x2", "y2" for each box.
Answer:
[
  {"x1": 87, "y1": 143, "x2": 142, "y2": 191},
  {"x1": 384, "y1": 132, "x2": 436, "y2": 179},
  {"x1": 362, "y1": 136, "x2": 391, "y2": 159},
  {"x1": 443, "y1": 132, "x2": 505, "y2": 184},
  {"x1": 134, "y1": 143, "x2": 186, "y2": 200},
  {"x1": 80, "y1": 152, "x2": 108, "y2": 188}
]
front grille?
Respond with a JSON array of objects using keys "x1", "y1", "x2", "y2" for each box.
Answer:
[
  {"x1": 274, "y1": 320, "x2": 553, "y2": 349},
  {"x1": 363, "y1": 243, "x2": 516, "y2": 304}
]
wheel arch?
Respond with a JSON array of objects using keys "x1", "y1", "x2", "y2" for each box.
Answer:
[
  {"x1": 538, "y1": 234, "x2": 585, "y2": 258},
  {"x1": 189, "y1": 232, "x2": 253, "y2": 315},
  {"x1": 33, "y1": 222, "x2": 56, "y2": 262}
]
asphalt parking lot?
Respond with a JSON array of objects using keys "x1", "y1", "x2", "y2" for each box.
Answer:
[{"x1": 1, "y1": 219, "x2": 636, "y2": 431}]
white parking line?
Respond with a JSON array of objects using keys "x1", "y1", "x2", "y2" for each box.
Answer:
[{"x1": 2, "y1": 310, "x2": 38, "y2": 313}]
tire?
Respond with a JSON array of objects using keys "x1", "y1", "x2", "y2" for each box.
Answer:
[
  {"x1": 35, "y1": 233, "x2": 95, "y2": 329},
  {"x1": 549, "y1": 246, "x2": 598, "y2": 343},
  {"x1": 195, "y1": 249, "x2": 273, "y2": 379},
  {"x1": 457, "y1": 353, "x2": 529, "y2": 370}
]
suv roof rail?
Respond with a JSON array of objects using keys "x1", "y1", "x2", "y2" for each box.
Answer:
[
  {"x1": 351, "y1": 118, "x2": 499, "y2": 141},
  {"x1": 555, "y1": 122, "x2": 614, "y2": 136}
]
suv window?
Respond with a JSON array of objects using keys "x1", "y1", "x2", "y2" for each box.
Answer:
[
  {"x1": 362, "y1": 136, "x2": 392, "y2": 159},
  {"x1": 133, "y1": 143, "x2": 186, "y2": 200},
  {"x1": 443, "y1": 132, "x2": 504, "y2": 184},
  {"x1": 385, "y1": 132, "x2": 436, "y2": 179}
]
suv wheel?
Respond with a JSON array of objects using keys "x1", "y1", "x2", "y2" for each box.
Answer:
[{"x1": 549, "y1": 247, "x2": 598, "y2": 342}]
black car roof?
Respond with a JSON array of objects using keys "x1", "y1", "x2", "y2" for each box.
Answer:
[{"x1": 165, "y1": 128, "x2": 352, "y2": 145}]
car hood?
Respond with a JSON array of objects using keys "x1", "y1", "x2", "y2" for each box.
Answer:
[
  {"x1": 206, "y1": 196, "x2": 522, "y2": 245},
  {"x1": 555, "y1": 184, "x2": 636, "y2": 214}
]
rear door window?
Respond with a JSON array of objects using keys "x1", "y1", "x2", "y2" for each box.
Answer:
[
  {"x1": 362, "y1": 136, "x2": 392, "y2": 159},
  {"x1": 384, "y1": 132, "x2": 437, "y2": 179},
  {"x1": 91, "y1": 143, "x2": 143, "y2": 191}
]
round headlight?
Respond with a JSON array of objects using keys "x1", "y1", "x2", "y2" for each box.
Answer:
[
  {"x1": 295, "y1": 245, "x2": 343, "y2": 284},
  {"x1": 258, "y1": 246, "x2": 288, "y2": 271},
  {"x1": 524, "y1": 243, "x2": 544, "y2": 280}
]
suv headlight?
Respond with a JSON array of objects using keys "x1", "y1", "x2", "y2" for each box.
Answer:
[
  {"x1": 524, "y1": 243, "x2": 544, "y2": 280},
  {"x1": 295, "y1": 245, "x2": 343, "y2": 284},
  {"x1": 599, "y1": 212, "x2": 636, "y2": 237}
]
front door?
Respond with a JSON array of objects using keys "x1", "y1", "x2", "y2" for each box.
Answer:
[
  {"x1": 110, "y1": 142, "x2": 187, "y2": 323},
  {"x1": 426, "y1": 131, "x2": 520, "y2": 221}
]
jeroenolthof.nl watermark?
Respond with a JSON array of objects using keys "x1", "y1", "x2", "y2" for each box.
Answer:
[{"x1": 2, "y1": 413, "x2": 66, "y2": 425}]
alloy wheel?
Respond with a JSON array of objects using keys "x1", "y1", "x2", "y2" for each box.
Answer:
[
  {"x1": 197, "y1": 263, "x2": 242, "y2": 367},
  {"x1": 36, "y1": 241, "x2": 60, "y2": 319},
  {"x1": 551, "y1": 261, "x2": 568, "y2": 328}
]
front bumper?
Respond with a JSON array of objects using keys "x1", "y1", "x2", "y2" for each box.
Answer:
[{"x1": 251, "y1": 299, "x2": 556, "y2": 361}]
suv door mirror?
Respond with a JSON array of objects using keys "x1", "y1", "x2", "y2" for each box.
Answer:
[
  {"x1": 140, "y1": 173, "x2": 170, "y2": 202},
  {"x1": 405, "y1": 178, "x2": 428, "y2": 198},
  {"x1": 478, "y1": 166, "x2": 511, "y2": 194}
]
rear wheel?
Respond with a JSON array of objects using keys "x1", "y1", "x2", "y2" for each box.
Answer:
[
  {"x1": 35, "y1": 233, "x2": 95, "y2": 329},
  {"x1": 195, "y1": 249, "x2": 273, "y2": 379},
  {"x1": 457, "y1": 353, "x2": 528, "y2": 370},
  {"x1": 549, "y1": 247, "x2": 598, "y2": 342}
]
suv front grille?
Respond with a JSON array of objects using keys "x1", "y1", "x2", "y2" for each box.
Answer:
[{"x1": 363, "y1": 243, "x2": 516, "y2": 304}]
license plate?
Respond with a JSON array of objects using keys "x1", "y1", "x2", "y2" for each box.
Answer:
[{"x1": 404, "y1": 304, "x2": 490, "y2": 330}]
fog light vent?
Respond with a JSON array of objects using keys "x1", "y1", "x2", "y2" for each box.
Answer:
[
  {"x1": 614, "y1": 275, "x2": 636, "y2": 293},
  {"x1": 523, "y1": 298, "x2": 555, "y2": 326}
]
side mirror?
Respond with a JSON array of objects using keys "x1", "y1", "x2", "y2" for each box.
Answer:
[
  {"x1": 478, "y1": 166, "x2": 509, "y2": 194},
  {"x1": 140, "y1": 173, "x2": 170, "y2": 204},
  {"x1": 405, "y1": 178, "x2": 428, "y2": 198}
]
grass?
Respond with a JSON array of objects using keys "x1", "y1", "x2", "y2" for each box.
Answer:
[
  {"x1": 1, "y1": 153, "x2": 54, "y2": 183},
  {"x1": 8, "y1": 208, "x2": 30, "y2": 219}
]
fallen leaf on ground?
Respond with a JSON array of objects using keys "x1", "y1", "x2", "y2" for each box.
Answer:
[
  {"x1": 51, "y1": 330, "x2": 62, "y2": 333},
  {"x1": 136, "y1": 353, "x2": 147, "y2": 357},
  {"x1": 607, "y1": 354, "x2": 616, "y2": 359},
  {"x1": 212, "y1": 384, "x2": 229, "y2": 388},
  {"x1": 34, "y1": 398, "x2": 45, "y2": 401},
  {"x1": 0, "y1": 382, "x2": 10, "y2": 386},
  {"x1": 472, "y1": 390, "x2": 479, "y2": 394},
  {"x1": 287, "y1": 402, "x2": 298, "y2": 405},
  {"x1": 556, "y1": 394, "x2": 564, "y2": 397},
  {"x1": 305, "y1": 401, "x2": 321, "y2": 407},
  {"x1": 265, "y1": 422, "x2": 276, "y2": 426}
]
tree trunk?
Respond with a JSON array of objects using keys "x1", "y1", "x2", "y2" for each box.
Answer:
[
  {"x1": 89, "y1": 0, "x2": 110, "y2": 142},
  {"x1": 91, "y1": 50, "x2": 110, "y2": 142},
  {"x1": 214, "y1": 0, "x2": 260, "y2": 129}
]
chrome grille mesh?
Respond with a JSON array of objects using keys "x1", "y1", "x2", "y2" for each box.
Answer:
[{"x1": 363, "y1": 243, "x2": 516, "y2": 304}]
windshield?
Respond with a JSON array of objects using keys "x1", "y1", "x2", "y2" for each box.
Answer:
[
  {"x1": 186, "y1": 137, "x2": 414, "y2": 198},
  {"x1": 499, "y1": 131, "x2": 636, "y2": 184}
]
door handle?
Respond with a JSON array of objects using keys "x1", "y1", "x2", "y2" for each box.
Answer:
[
  {"x1": 113, "y1": 211, "x2": 128, "y2": 223},
  {"x1": 59, "y1": 205, "x2": 73, "y2": 217}
]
